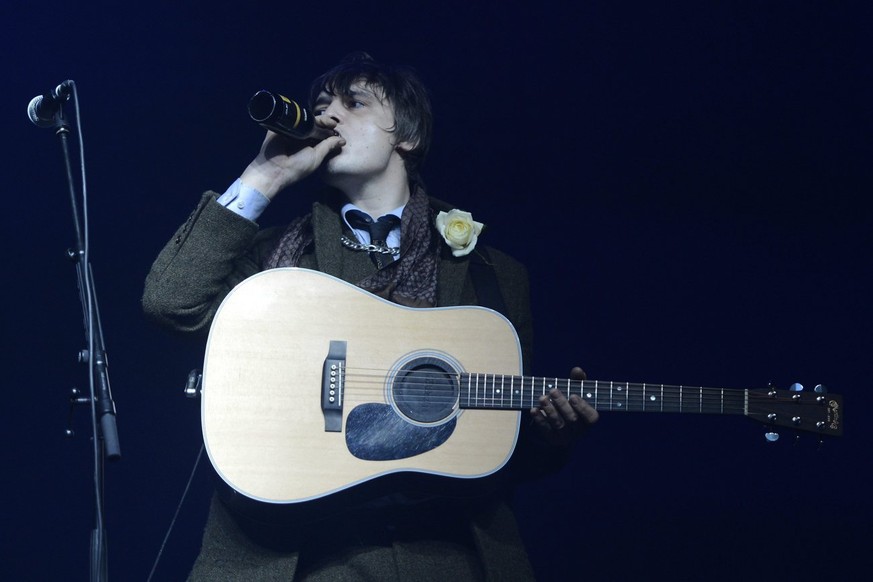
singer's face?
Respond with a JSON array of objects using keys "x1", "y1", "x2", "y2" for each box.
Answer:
[{"x1": 313, "y1": 82, "x2": 409, "y2": 189}]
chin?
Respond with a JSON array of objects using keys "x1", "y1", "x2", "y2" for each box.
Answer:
[{"x1": 320, "y1": 163, "x2": 357, "y2": 192}]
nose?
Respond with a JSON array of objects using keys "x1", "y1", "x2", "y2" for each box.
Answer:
[{"x1": 321, "y1": 98, "x2": 342, "y2": 123}]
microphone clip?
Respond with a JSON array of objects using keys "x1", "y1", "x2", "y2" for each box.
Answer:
[{"x1": 27, "y1": 80, "x2": 75, "y2": 130}]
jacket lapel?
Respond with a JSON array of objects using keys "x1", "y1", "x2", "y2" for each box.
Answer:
[{"x1": 311, "y1": 202, "x2": 345, "y2": 279}]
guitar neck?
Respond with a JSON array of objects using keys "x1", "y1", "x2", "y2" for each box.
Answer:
[{"x1": 459, "y1": 374, "x2": 747, "y2": 416}]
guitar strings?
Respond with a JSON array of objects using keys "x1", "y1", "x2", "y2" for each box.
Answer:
[
  {"x1": 335, "y1": 367, "x2": 757, "y2": 413},
  {"x1": 342, "y1": 368, "x2": 748, "y2": 400},
  {"x1": 326, "y1": 367, "x2": 810, "y2": 417}
]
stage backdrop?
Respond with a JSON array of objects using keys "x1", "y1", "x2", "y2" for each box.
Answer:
[{"x1": 3, "y1": 2, "x2": 870, "y2": 580}]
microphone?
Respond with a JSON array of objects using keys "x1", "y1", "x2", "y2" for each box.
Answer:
[
  {"x1": 248, "y1": 90, "x2": 316, "y2": 139},
  {"x1": 27, "y1": 80, "x2": 74, "y2": 128}
]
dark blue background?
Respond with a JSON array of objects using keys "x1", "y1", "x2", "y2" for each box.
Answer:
[{"x1": 3, "y1": 2, "x2": 870, "y2": 580}]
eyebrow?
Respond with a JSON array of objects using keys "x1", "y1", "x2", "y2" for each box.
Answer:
[{"x1": 315, "y1": 85, "x2": 379, "y2": 106}]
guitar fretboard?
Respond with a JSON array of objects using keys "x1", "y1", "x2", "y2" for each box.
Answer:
[{"x1": 459, "y1": 374, "x2": 747, "y2": 416}]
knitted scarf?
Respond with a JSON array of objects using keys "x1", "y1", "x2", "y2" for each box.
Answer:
[{"x1": 262, "y1": 186, "x2": 440, "y2": 308}]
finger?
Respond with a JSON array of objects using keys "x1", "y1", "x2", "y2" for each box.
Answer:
[
  {"x1": 308, "y1": 122, "x2": 340, "y2": 142},
  {"x1": 570, "y1": 394, "x2": 600, "y2": 424},
  {"x1": 548, "y1": 389, "x2": 578, "y2": 424},
  {"x1": 529, "y1": 407, "x2": 551, "y2": 431},
  {"x1": 310, "y1": 135, "x2": 346, "y2": 160},
  {"x1": 570, "y1": 366, "x2": 587, "y2": 381},
  {"x1": 261, "y1": 130, "x2": 312, "y2": 160},
  {"x1": 314, "y1": 115, "x2": 338, "y2": 130},
  {"x1": 537, "y1": 393, "x2": 565, "y2": 430},
  {"x1": 261, "y1": 130, "x2": 291, "y2": 153}
]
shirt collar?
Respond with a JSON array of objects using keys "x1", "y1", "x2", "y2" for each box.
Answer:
[{"x1": 340, "y1": 203, "x2": 405, "y2": 245}]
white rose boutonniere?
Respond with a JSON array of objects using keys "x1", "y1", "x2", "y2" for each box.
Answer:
[{"x1": 435, "y1": 209, "x2": 485, "y2": 257}]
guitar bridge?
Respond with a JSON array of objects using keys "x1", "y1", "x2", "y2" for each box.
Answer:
[{"x1": 321, "y1": 340, "x2": 346, "y2": 432}]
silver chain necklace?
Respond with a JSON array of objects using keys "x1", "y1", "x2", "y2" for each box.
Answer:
[{"x1": 339, "y1": 235, "x2": 400, "y2": 256}]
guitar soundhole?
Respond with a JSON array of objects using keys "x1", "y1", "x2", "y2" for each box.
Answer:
[{"x1": 392, "y1": 356, "x2": 459, "y2": 423}]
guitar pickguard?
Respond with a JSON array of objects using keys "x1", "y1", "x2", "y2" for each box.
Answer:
[
  {"x1": 346, "y1": 354, "x2": 462, "y2": 461},
  {"x1": 346, "y1": 403, "x2": 456, "y2": 461}
]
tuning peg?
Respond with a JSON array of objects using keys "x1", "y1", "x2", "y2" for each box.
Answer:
[
  {"x1": 789, "y1": 383, "x2": 804, "y2": 392},
  {"x1": 765, "y1": 432, "x2": 780, "y2": 442},
  {"x1": 814, "y1": 384, "x2": 827, "y2": 393}
]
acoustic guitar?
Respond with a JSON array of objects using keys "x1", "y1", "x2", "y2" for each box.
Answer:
[{"x1": 201, "y1": 268, "x2": 843, "y2": 504}]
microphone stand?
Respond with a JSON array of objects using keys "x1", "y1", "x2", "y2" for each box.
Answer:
[{"x1": 49, "y1": 91, "x2": 121, "y2": 582}]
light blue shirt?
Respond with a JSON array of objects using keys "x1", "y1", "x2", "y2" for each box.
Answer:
[
  {"x1": 339, "y1": 203, "x2": 404, "y2": 248},
  {"x1": 217, "y1": 179, "x2": 403, "y2": 248},
  {"x1": 216, "y1": 178, "x2": 271, "y2": 222}
]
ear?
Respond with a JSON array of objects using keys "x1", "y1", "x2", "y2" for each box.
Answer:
[{"x1": 394, "y1": 139, "x2": 417, "y2": 154}]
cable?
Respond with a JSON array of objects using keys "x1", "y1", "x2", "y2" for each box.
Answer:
[{"x1": 146, "y1": 443, "x2": 205, "y2": 582}]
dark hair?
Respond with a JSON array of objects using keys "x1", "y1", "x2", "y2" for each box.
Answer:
[{"x1": 309, "y1": 52, "x2": 433, "y2": 186}]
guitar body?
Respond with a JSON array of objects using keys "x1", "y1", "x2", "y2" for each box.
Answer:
[{"x1": 202, "y1": 268, "x2": 522, "y2": 504}]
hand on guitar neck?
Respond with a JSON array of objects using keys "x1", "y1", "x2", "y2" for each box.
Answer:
[{"x1": 530, "y1": 366, "x2": 600, "y2": 445}]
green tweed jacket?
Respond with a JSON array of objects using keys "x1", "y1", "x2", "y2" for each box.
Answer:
[
  {"x1": 143, "y1": 192, "x2": 533, "y2": 364},
  {"x1": 142, "y1": 192, "x2": 544, "y2": 581}
]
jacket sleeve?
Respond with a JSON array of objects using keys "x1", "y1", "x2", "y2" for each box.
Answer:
[{"x1": 142, "y1": 192, "x2": 276, "y2": 334}]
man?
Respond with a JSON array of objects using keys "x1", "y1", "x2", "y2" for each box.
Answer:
[{"x1": 143, "y1": 52, "x2": 597, "y2": 581}]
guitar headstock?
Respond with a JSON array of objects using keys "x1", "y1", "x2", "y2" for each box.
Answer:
[{"x1": 747, "y1": 384, "x2": 843, "y2": 438}]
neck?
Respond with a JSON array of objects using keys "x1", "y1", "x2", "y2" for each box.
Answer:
[
  {"x1": 347, "y1": 180, "x2": 411, "y2": 218},
  {"x1": 327, "y1": 162, "x2": 412, "y2": 218},
  {"x1": 349, "y1": 185, "x2": 411, "y2": 218}
]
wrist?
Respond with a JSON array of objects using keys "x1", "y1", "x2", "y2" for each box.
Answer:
[{"x1": 240, "y1": 159, "x2": 297, "y2": 200}]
